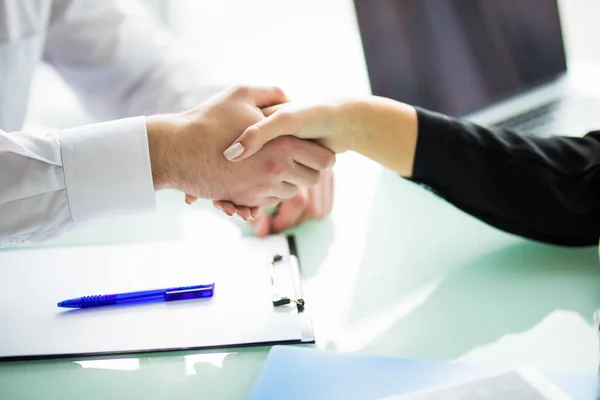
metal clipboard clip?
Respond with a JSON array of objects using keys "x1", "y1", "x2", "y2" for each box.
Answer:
[{"x1": 268, "y1": 254, "x2": 305, "y2": 312}]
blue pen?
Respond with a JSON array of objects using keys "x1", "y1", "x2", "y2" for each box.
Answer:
[{"x1": 57, "y1": 283, "x2": 215, "y2": 308}]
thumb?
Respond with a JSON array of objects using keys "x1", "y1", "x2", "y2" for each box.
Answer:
[
  {"x1": 262, "y1": 103, "x2": 286, "y2": 117},
  {"x1": 245, "y1": 85, "x2": 288, "y2": 108},
  {"x1": 223, "y1": 110, "x2": 301, "y2": 162}
]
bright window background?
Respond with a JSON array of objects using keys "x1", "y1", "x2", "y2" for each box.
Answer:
[{"x1": 24, "y1": 0, "x2": 600, "y2": 130}]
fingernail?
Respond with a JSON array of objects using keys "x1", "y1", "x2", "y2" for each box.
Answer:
[{"x1": 223, "y1": 143, "x2": 245, "y2": 161}]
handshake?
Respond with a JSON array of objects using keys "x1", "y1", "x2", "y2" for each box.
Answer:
[{"x1": 146, "y1": 85, "x2": 339, "y2": 235}]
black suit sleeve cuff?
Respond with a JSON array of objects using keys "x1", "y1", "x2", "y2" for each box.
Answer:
[{"x1": 409, "y1": 107, "x2": 600, "y2": 247}]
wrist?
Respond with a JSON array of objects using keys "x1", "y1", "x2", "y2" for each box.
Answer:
[
  {"x1": 338, "y1": 99, "x2": 375, "y2": 153},
  {"x1": 341, "y1": 97, "x2": 418, "y2": 177},
  {"x1": 146, "y1": 115, "x2": 177, "y2": 190}
]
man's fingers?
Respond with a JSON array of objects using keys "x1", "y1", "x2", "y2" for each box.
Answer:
[
  {"x1": 304, "y1": 169, "x2": 334, "y2": 221},
  {"x1": 283, "y1": 162, "x2": 321, "y2": 188},
  {"x1": 242, "y1": 85, "x2": 288, "y2": 108},
  {"x1": 212, "y1": 200, "x2": 236, "y2": 216},
  {"x1": 309, "y1": 182, "x2": 323, "y2": 219},
  {"x1": 262, "y1": 104, "x2": 286, "y2": 117},
  {"x1": 273, "y1": 181, "x2": 300, "y2": 200},
  {"x1": 213, "y1": 200, "x2": 260, "y2": 222},
  {"x1": 322, "y1": 169, "x2": 334, "y2": 216},
  {"x1": 298, "y1": 169, "x2": 334, "y2": 224},
  {"x1": 290, "y1": 139, "x2": 336, "y2": 172},
  {"x1": 271, "y1": 194, "x2": 307, "y2": 233},
  {"x1": 253, "y1": 210, "x2": 271, "y2": 237},
  {"x1": 308, "y1": 170, "x2": 334, "y2": 220},
  {"x1": 261, "y1": 197, "x2": 282, "y2": 208},
  {"x1": 235, "y1": 206, "x2": 252, "y2": 221},
  {"x1": 223, "y1": 109, "x2": 302, "y2": 162},
  {"x1": 212, "y1": 200, "x2": 225, "y2": 211}
]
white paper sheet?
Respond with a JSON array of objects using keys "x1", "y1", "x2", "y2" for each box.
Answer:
[{"x1": 0, "y1": 235, "x2": 305, "y2": 358}]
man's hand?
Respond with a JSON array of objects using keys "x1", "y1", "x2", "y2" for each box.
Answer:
[
  {"x1": 146, "y1": 86, "x2": 336, "y2": 206},
  {"x1": 253, "y1": 169, "x2": 333, "y2": 236},
  {"x1": 212, "y1": 169, "x2": 333, "y2": 235}
]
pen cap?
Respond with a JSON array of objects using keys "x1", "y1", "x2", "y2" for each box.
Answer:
[{"x1": 164, "y1": 286, "x2": 214, "y2": 301}]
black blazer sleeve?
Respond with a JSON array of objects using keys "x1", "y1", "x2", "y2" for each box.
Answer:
[{"x1": 410, "y1": 107, "x2": 600, "y2": 246}]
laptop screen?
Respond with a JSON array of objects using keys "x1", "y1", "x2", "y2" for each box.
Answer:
[{"x1": 354, "y1": 0, "x2": 567, "y2": 116}]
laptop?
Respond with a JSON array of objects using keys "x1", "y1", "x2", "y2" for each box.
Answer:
[{"x1": 353, "y1": 0, "x2": 600, "y2": 137}]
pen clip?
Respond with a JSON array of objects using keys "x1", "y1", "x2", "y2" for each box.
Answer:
[{"x1": 269, "y1": 254, "x2": 305, "y2": 312}]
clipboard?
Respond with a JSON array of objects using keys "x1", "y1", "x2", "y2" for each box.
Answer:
[
  {"x1": 269, "y1": 236, "x2": 315, "y2": 343},
  {"x1": 0, "y1": 234, "x2": 314, "y2": 361}
]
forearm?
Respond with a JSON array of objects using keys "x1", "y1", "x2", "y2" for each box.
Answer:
[
  {"x1": 411, "y1": 108, "x2": 600, "y2": 246},
  {"x1": 345, "y1": 98, "x2": 600, "y2": 246},
  {"x1": 346, "y1": 97, "x2": 418, "y2": 177}
]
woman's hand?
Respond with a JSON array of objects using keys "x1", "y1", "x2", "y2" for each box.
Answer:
[
  {"x1": 207, "y1": 99, "x2": 347, "y2": 225},
  {"x1": 221, "y1": 97, "x2": 418, "y2": 178},
  {"x1": 202, "y1": 96, "x2": 418, "y2": 234},
  {"x1": 222, "y1": 100, "x2": 355, "y2": 162}
]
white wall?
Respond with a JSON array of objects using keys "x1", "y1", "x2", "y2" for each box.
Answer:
[
  {"x1": 558, "y1": 0, "x2": 600, "y2": 63},
  {"x1": 165, "y1": 0, "x2": 370, "y2": 98}
]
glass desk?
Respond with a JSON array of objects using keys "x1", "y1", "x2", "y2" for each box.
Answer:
[{"x1": 1, "y1": 153, "x2": 599, "y2": 399}]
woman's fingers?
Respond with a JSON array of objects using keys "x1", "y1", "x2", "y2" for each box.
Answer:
[{"x1": 223, "y1": 108, "x2": 303, "y2": 162}]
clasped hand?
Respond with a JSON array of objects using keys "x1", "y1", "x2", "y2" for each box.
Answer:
[
  {"x1": 147, "y1": 85, "x2": 336, "y2": 235},
  {"x1": 212, "y1": 99, "x2": 354, "y2": 234}
]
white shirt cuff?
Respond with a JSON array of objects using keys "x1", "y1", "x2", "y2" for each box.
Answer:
[{"x1": 60, "y1": 117, "x2": 156, "y2": 226}]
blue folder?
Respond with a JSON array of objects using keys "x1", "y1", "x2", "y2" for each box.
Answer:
[{"x1": 249, "y1": 346, "x2": 597, "y2": 400}]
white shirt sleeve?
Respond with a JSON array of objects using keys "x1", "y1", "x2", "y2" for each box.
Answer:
[
  {"x1": 2, "y1": 0, "x2": 222, "y2": 243},
  {"x1": 0, "y1": 117, "x2": 155, "y2": 244}
]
